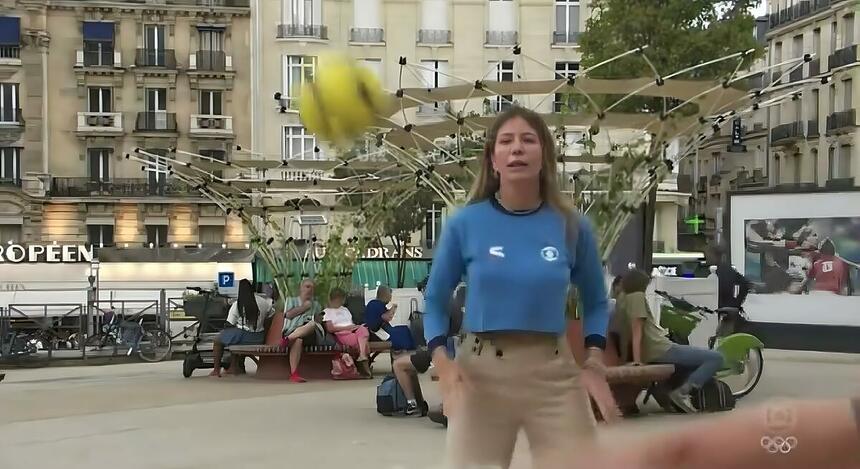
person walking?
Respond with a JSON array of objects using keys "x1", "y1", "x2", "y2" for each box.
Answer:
[{"x1": 422, "y1": 106, "x2": 612, "y2": 468}]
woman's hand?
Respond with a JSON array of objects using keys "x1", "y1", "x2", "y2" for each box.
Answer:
[
  {"x1": 580, "y1": 347, "x2": 621, "y2": 423},
  {"x1": 432, "y1": 348, "x2": 468, "y2": 418}
]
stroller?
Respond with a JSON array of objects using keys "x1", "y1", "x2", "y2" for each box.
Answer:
[{"x1": 181, "y1": 287, "x2": 232, "y2": 378}]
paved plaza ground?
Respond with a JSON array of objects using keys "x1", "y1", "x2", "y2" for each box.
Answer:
[{"x1": 1, "y1": 350, "x2": 859, "y2": 468}]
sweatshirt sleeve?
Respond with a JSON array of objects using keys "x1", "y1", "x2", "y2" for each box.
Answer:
[
  {"x1": 423, "y1": 215, "x2": 465, "y2": 352},
  {"x1": 570, "y1": 216, "x2": 609, "y2": 349}
]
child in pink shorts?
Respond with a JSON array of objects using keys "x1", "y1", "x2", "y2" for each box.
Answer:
[{"x1": 322, "y1": 288, "x2": 371, "y2": 376}]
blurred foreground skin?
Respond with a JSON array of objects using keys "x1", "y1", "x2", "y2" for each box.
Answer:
[{"x1": 577, "y1": 398, "x2": 860, "y2": 469}]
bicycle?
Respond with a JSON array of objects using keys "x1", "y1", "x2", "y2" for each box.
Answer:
[{"x1": 85, "y1": 310, "x2": 172, "y2": 362}]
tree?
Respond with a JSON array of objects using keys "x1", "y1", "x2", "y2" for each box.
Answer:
[
  {"x1": 376, "y1": 188, "x2": 435, "y2": 288},
  {"x1": 579, "y1": 0, "x2": 764, "y2": 112}
]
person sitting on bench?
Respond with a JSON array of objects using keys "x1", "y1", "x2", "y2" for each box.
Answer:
[
  {"x1": 210, "y1": 279, "x2": 275, "y2": 378},
  {"x1": 364, "y1": 285, "x2": 397, "y2": 338},
  {"x1": 323, "y1": 287, "x2": 372, "y2": 376},
  {"x1": 281, "y1": 278, "x2": 322, "y2": 383}
]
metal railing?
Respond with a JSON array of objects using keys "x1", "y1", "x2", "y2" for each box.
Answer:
[
  {"x1": 808, "y1": 58, "x2": 820, "y2": 77},
  {"x1": 552, "y1": 31, "x2": 583, "y2": 45},
  {"x1": 808, "y1": 119, "x2": 820, "y2": 137},
  {"x1": 134, "y1": 48, "x2": 177, "y2": 68},
  {"x1": 770, "y1": 121, "x2": 804, "y2": 143},
  {"x1": 485, "y1": 30, "x2": 518, "y2": 46},
  {"x1": 0, "y1": 107, "x2": 23, "y2": 124},
  {"x1": 193, "y1": 50, "x2": 228, "y2": 71},
  {"x1": 0, "y1": 177, "x2": 21, "y2": 188},
  {"x1": 277, "y1": 24, "x2": 328, "y2": 39},
  {"x1": 350, "y1": 27, "x2": 384, "y2": 43},
  {"x1": 50, "y1": 177, "x2": 194, "y2": 198},
  {"x1": 135, "y1": 112, "x2": 177, "y2": 131},
  {"x1": 826, "y1": 109, "x2": 857, "y2": 134},
  {"x1": 789, "y1": 67, "x2": 803, "y2": 83},
  {"x1": 828, "y1": 44, "x2": 858, "y2": 70},
  {"x1": 0, "y1": 45, "x2": 20, "y2": 60},
  {"x1": 417, "y1": 29, "x2": 451, "y2": 44}
]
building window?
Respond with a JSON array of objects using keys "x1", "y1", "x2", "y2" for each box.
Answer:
[
  {"x1": 490, "y1": 61, "x2": 514, "y2": 113},
  {"x1": 0, "y1": 147, "x2": 20, "y2": 186},
  {"x1": 839, "y1": 145, "x2": 852, "y2": 179},
  {"x1": 199, "y1": 225, "x2": 225, "y2": 245},
  {"x1": 88, "y1": 148, "x2": 111, "y2": 182},
  {"x1": 200, "y1": 90, "x2": 223, "y2": 116},
  {"x1": 199, "y1": 149, "x2": 226, "y2": 179},
  {"x1": 0, "y1": 224, "x2": 20, "y2": 244},
  {"x1": 419, "y1": 59, "x2": 448, "y2": 113},
  {"x1": 792, "y1": 34, "x2": 803, "y2": 58},
  {"x1": 146, "y1": 148, "x2": 168, "y2": 194},
  {"x1": 554, "y1": 62, "x2": 579, "y2": 112},
  {"x1": 0, "y1": 16, "x2": 21, "y2": 58},
  {"x1": 774, "y1": 155, "x2": 781, "y2": 184},
  {"x1": 830, "y1": 84, "x2": 836, "y2": 113},
  {"x1": 146, "y1": 225, "x2": 168, "y2": 247},
  {"x1": 0, "y1": 83, "x2": 19, "y2": 123},
  {"x1": 197, "y1": 27, "x2": 225, "y2": 70},
  {"x1": 830, "y1": 21, "x2": 837, "y2": 53},
  {"x1": 283, "y1": 126, "x2": 321, "y2": 160},
  {"x1": 828, "y1": 146, "x2": 836, "y2": 179},
  {"x1": 142, "y1": 88, "x2": 168, "y2": 130},
  {"x1": 813, "y1": 28, "x2": 821, "y2": 57},
  {"x1": 424, "y1": 203, "x2": 443, "y2": 249},
  {"x1": 554, "y1": 0, "x2": 580, "y2": 44},
  {"x1": 809, "y1": 88, "x2": 819, "y2": 120},
  {"x1": 87, "y1": 225, "x2": 114, "y2": 248},
  {"x1": 88, "y1": 87, "x2": 112, "y2": 113},
  {"x1": 812, "y1": 149, "x2": 819, "y2": 185},
  {"x1": 843, "y1": 79, "x2": 853, "y2": 111},
  {"x1": 283, "y1": 0, "x2": 321, "y2": 25},
  {"x1": 793, "y1": 153, "x2": 802, "y2": 184},
  {"x1": 282, "y1": 55, "x2": 316, "y2": 109},
  {"x1": 82, "y1": 21, "x2": 114, "y2": 66},
  {"x1": 199, "y1": 27, "x2": 223, "y2": 52},
  {"x1": 844, "y1": 14, "x2": 855, "y2": 47}
]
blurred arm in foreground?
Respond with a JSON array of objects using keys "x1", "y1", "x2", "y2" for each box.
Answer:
[{"x1": 581, "y1": 397, "x2": 860, "y2": 469}]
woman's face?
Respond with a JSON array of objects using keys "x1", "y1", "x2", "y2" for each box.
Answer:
[{"x1": 491, "y1": 116, "x2": 544, "y2": 184}]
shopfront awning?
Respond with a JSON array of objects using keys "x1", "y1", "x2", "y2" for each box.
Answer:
[{"x1": 96, "y1": 247, "x2": 255, "y2": 263}]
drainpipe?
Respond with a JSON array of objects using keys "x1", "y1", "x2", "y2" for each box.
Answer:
[
  {"x1": 41, "y1": 40, "x2": 49, "y2": 175},
  {"x1": 251, "y1": 0, "x2": 260, "y2": 156}
]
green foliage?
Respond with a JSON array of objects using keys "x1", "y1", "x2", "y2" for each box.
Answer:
[
  {"x1": 578, "y1": 0, "x2": 764, "y2": 112},
  {"x1": 374, "y1": 188, "x2": 435, "y2": 287}
]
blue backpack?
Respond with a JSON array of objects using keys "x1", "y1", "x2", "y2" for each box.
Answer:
[{"x1": 376, "y1": 374, "x2": 408, "y2": 416}]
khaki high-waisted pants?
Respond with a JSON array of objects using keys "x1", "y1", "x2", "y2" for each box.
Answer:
[{"x1": 445, "y1": 332, "x2": 596, "y2": 469}]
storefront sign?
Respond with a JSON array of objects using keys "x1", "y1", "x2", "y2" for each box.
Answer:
[
  {"x1": 0, "y1": 244, "x2": 94, "y2": 263},
  {"x1": 313, "y1": 246, "x2": 425, "y2": 259}
]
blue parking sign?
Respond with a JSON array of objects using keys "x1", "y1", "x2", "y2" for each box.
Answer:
[{"x1": 218, "y1": 272, "x2": 235, "y2": 288}]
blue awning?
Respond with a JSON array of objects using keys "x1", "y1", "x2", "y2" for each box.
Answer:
[
  {"x1": 83, "y1": 21, "x2": 114, "y2": 41},
  {"x1": 0, "y1": 17, "x2": 21, "y2": 45}
]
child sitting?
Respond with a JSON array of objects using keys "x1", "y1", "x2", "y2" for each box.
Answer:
[{"x1": 322, "y1": 288, "x2": 371, "y2": 376}]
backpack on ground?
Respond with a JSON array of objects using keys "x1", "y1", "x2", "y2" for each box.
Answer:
[
  {"x1": 691, "y1": 379, "x2": 736, "y2": 412},
  {"x1": 376, "y1": 374, "x2": 408, "y2": 416}
]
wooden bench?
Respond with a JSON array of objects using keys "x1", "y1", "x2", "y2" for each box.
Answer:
[{"x1": 228, "y1": 313, "x2": 392, "y2": 380}]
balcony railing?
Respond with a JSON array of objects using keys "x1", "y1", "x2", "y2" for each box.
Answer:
[
  {"x1": 76, "y1": 112, "x2": 123, "y2": 134},
  {"x1": 77, "y1": 45, "x2": 121, "y2": 68},
  {"x1": 485, "y1": 30, "x2": 518, "y2": 46},
  {"x1": 135, "y1": 112, "x2": 177, "y2": 132},
  {"x1": 189, "y1": 114, "x2": 233, "y2": 135},
  {"x1": 768, "y1": 1, "x2": 824, "y2": 29},
  {"x1": 189, "y1": 50, "x2": 232, "y2": 72},
  {"x1": 826, "y1": 109, "x2": 857, "y2": 134},
  {"x1": 349, "y1": 27, "x2": 384, "y2": 43},
  {"x1": 0, "y1": 177, "x2": 21, "y2": 188},
  {"x1": 0, "y1": 108, "x2": 23, "y2": 124},
  {"x1": 134, "y1": 49, "x2": 177, "y2": 68},
  {"x1": 50, "y1": 178, "x2": 193, "y2": 198},
  {"x1": 828, "y1": 44, "x2": 858, "y2": 70},
  {"x1": 808, "y1": 57, "x2": 820, "y2": 77},
  {"x1": 552, "y1": 31, "x2": 583, "y2": 45},
  {"x1": 417, "y1": 29, "x2": 451, "y2": 44},
  {"x1": 771, "y1": 121, "x2": 804, "y2": 143},
  {"x1": 277, "y1": 24, "x2": 328, "y2": 40},
  {"x1": 788, "y1": 67, "x2": 803, "y2": 83},
  {"x1": 813, "y1": 0, "x2": 832, "y2": 10},
  {"x1": 807, "y1": 119, "x2": 820, "y2": 137},
  {"x1": 0, "y1": 45, "x2": 20, "y2": 60}
]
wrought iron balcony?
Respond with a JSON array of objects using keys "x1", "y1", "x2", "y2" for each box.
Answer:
[
  {"x1": 828, "y1": 44, "x2": 858, "y2": 70},
  {"x1": 76, "y1": 112, "x2": 123, "y2": 135},
  {"x1": 135, "y1": 112, "x2": 177, "y2": 132},
  {"x1": 0, "y1": 107, "x2": 23, "y2": 125},
  {"x1": 825, "y1": 109, "x2": 857, "y2": 135},
  {"x1": 0, "y1": 45, "x2": 20, "y2": 61},
  {"x1": 0, "y1": 177, "x2": 21, "y2": 188},
  {"x1": 49, "y1": 178, "x2": 193, "y2": 198},
  {"x1": 552, "y1": 31, "x2": 583, "y2": 45},
  {"x1": 189, "y1": 50, "x2": 232, "y2": 72},
  {"x1": 189, "y1": 114, "x2": 234, "y2": 136},
  {"x1": 808, "y1": 58, "x2": 820, "y2": 77},
  {"x1": 485, "y1": 31, "x2": 518, "y2": 46},
  {"x1": 277, "y1": 24, "x2": 328, "y2": 40},
  {"x1": 349, "y1": 28, "x2": 384, "y2": 43},
  {"x1": 789, "y1": 67, "x2": 803, "y2": 83},
  {"x1": 134, "y1": 49, "x2": 177, "y2": 68},
  {"x1": 417, "y1": 29, "x2": 451, "y2": 44},
  {"x1": 807, "y1": 119, "x2": 820, "y2": 137},
  {"x1": 770, "y1": 121, "x2": 804, "y2": 144}
]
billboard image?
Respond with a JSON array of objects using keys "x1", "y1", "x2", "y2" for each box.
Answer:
[
  {"x1": 744, "y1": 217, "x2": 860, "y2": 296},
  {"x1": 729, "y1": 191, "x2": 860, "y2": 327}
]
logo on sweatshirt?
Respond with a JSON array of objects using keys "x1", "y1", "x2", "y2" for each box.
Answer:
[
  {"x1": 541, "y1": 246, "x2": 559, "y2": 262},
  {"x1": 489, "y1": 246, "x2": 505, "y2": 258}
]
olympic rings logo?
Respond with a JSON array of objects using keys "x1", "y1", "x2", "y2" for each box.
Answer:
[{"x1": 760, "y1": 435, "x2": 798, "y2": 454}]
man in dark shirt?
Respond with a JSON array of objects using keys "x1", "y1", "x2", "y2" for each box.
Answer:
[
  {"x1": 709, "y1": 246, "x2": 751, "y2": 308},
  {"x1": 364, "y1": 285, "x2": 396, "y2": 336}
]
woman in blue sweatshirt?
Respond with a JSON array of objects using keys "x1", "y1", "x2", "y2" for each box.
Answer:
[{"x1": 423, "y1": 106, "x2": 610, "y2": 468}]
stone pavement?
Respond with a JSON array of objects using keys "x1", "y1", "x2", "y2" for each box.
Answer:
[{"x1": 1, "y1": 349, "x2": 858, "y2": 469}]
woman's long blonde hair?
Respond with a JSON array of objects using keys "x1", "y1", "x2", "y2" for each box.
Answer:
[{"x1": 467, "y1": 106, "x2": 573, "y2": 216}]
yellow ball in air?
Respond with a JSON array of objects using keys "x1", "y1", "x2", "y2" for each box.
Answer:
[{"x1": 299, "y1": 53, "x2": 389, "y2": 144}]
